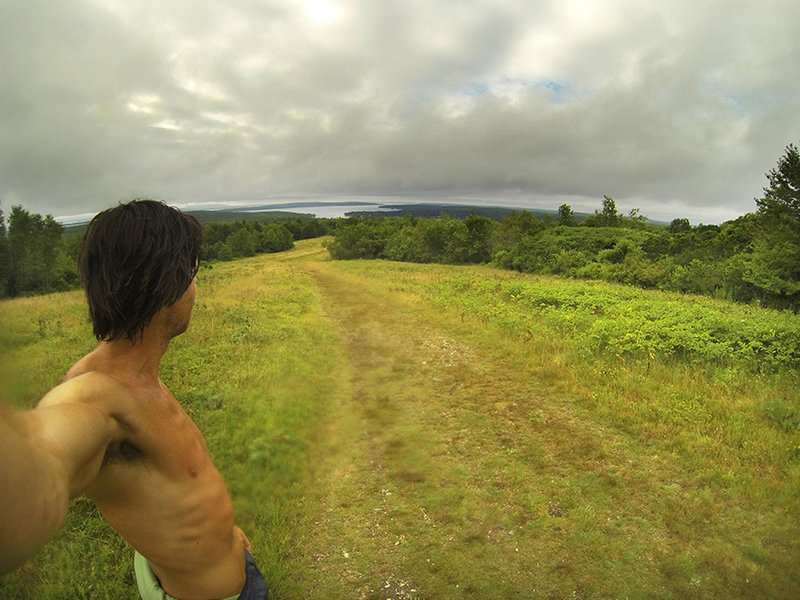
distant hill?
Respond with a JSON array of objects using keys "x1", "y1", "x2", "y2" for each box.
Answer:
[
  {"x1": 345, "y1": 203, "x2": 535, "y2": 220},
  {"x1": 344, "y1": 203, "x2": 595, "y2": 222},
  {"x1": 186, "y1": 210, "x2": 315, "y2": 224},
  {"x1": 62, "y1": 209, "x2": 315, "y2": 236},
  {"x1": 61, "y1": 201, "x2": 627, "y2": 236}
]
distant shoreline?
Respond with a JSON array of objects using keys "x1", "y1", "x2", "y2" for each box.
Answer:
[{"x1": 58, "y1": 200, "x2": 669, "y2": 232}]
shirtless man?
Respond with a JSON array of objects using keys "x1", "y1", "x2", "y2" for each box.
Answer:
[{"x1": 0, "y1": 200, "x2": 268, "y2": 599}]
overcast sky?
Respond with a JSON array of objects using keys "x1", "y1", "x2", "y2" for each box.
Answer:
[{"x1": 2, "y1": 0, "x2": 798, "y2": 224}]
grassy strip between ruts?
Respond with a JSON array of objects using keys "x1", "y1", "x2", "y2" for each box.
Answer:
[{"x1": 1, "y1": 238, "x2": 799, "y2": 599}]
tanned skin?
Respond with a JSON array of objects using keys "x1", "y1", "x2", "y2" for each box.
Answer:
[{"x1": 1, "y1": 278, "x2": 251, "y2": 599}]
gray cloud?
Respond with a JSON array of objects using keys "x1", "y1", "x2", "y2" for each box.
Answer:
[{"x1": 1, "y1": 0, "x2": 798, "y2": 224}]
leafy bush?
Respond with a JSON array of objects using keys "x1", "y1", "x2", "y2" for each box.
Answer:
[
  {"x1": 425, "y1": 273, "x2": 800, "y2": 371},
  {"x1": 326, "y1": 218, "x2": 404, "y2": 259},
  {"x1": 203, "y1": 221, "x2": 295, "y2": 261}
]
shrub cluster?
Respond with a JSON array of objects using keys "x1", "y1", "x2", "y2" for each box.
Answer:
[
  {"x1": 425, "y1": 273, "x2": 800, "y2": 371},
  {"x1": 327, "y1": 206, "x2": 797, "y2": 312},
  {"x1": 203, "y1": 221, "x2": 295, "y2": 260},
  {"x1": 328, "y1": 142, "x2": 800, "y2": 311}
]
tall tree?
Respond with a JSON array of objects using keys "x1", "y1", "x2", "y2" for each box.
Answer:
[
  {"x1": 600, "y1": 196, "x2": 620, "y2": 226},
  {"x1": 586, "y1": 196, "x2": 621, "y2": 227},
  {"x1": 625, "y1": 208, "x2": 648, "y2": 229},
  {"x1": 492, "y1": 210, "x2": 545, "y2": 252},
  {"x1": 557, "y1": 203, "x2": 576, "y2": 226},
  {"x1": 743, "y1": 142, "x2": 800, "y2": 307},
  {"x1": 756, "y1": 142, "x2": 800, "y2": 221},
  {"x1": 669, "y1": 218, "x2": 691, "y2": 233},
  {"x1": 0, "y1": 206, "x2": 8, "y2": 296},
  {"x1": 463, "y1": 213, "x2": 495, "y2": 263},
  {"x1": 7, "y1": 205, "x2": 64, "y2": 296}
]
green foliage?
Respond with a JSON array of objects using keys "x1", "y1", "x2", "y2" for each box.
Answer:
[
  {"x1": 258, "y1": 222, "x2": 295, "y2": 253},
  {"x1": 670, "y1": 218, "x2": 692, "y2": 233},
  {"x1": 624, "y1": 207, "x2": 648, "y2": 229},
  {"x1": 326, "y1": 175, "x2": 800, "y2": 311},
  {"x1": 383, "y1": 222, "x2": 429, "y2": 263},
  {"x1": 462, "y1": 213, "x2": 495, "y2": 263},
  {"x1": 492, "y1": 210, "x2": 546, "y2": 254},
  {"x1": 202, "y1": 220, "x2": 296, "y2": 261},
  {"x1": 0, "y1": 208, "x2": 9, "y2": 296},
  {"x1": 601, "y1": 195, "x2": 620, "y2": 226},
  {"x1": 557, "y1": 203, "x2": 577, "y2": 226},
  {"x1": 584, "y1": 195, "x2": 621, "y2": 227},
  {"x1": 330, "y1": 214, "x2": 496, "y2": 265},
  {"x1": 425, "y1": 271, "x2": 800, "y2": 372},
  {"x1": 0, "y1": 205, "x2": 77, "y2": 298},
  {"x1": 0, "y1": 206, "x2": 330, "y2": 296},
  {"x1": 741, "y1": 232, "x2": 800, "y2": 296},
  {"x1": 757, "y1": 142, "x2": 800, "y2": 221},
  {"x1": 325, "y1": 218, "x2": 404, "y2": 259},
  {"x1": 228, "y1": 226, "x2": 258, "y2": 257},
  {"x1": 744, "y1": 141, "x2": 800, "y2": 307},
  {"x1": 282, "y1": 217, "x2": 332, "y2": 240},
  {"x1": 497, "y1": 226, "x2": 651, "y2": 277}
]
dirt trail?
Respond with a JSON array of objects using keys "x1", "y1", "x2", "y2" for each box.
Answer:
[
  {"x1": 285, "y1": 254, "x2": 796, "y2": 599},
  {"x1": 296, "y1": 261, "x2": 631, "y2": 599}
]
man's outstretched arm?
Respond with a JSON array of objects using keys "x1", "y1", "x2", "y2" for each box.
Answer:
[{"x1": 0, "y1": 375, "x2": 122, "y2": 574}]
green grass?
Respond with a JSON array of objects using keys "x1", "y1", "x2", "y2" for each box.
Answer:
[{"x1": 1, "y1": 238, "x2": 799, "y2": 599}]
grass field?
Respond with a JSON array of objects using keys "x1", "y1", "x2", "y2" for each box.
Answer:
[{"x1": 1, "y1": 237, "x2": 798, "y2": 599}]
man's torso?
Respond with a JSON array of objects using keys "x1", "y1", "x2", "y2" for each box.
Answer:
[{"x1": 65, "y1": 355, "x2": 246, "y2": 599}]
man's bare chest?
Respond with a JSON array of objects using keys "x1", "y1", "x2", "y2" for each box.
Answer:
[{"x1": 95, "y1": 383, "x2": 209, "y2": 479}]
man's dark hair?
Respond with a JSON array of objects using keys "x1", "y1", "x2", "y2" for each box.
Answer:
[{"x1": 79, "y1": 199, "x2": 203, "y2": 341}]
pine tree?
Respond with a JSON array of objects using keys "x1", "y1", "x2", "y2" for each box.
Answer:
[
  {"x1": 557, "y1": 204, "x2": 576, "y2": 226},
  {"x1": 757, "y1": 142, "x2": 800, "y2": 221},
  {"x1": 743, "y1": 142, "x2": 800, "y2": 306}
]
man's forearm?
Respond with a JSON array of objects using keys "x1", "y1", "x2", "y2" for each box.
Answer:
[
  {"x1": 0, "y1": 407, "x2": 69, "y2": 574},
  {"x1": 0, "y1": 376, "x2": 120, "y2": 574}
]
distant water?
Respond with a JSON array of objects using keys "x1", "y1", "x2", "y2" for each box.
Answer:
[
  {"x1": 242, "y1": 203, "x2": 400, "y2": 219},
  {"x1": 57, "y1": 212, "x2": 99, "y2": 226},
  {"x1": 56, "y1": 202, "x2": 400, "y2": 226}
]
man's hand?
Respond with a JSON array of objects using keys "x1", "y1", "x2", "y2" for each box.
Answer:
[{"x1": 234, "y1": 526, "x2": 251, "y2": 552}]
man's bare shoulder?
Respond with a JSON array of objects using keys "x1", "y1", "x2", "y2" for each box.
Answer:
[
  {"x1": 38, "y1": 372, "x2": 135, "y2": 415},
  {"x1": 63, "y1": 353, "x2": 98, "y2": 383}
]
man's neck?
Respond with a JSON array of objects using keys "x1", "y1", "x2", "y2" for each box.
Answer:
[{"x1": 95, "y1": 328, "x2": 171, "y2": 385}]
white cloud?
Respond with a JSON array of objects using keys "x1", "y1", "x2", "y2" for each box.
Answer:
[
  {"x1": 1, "y1": 0, "x2": 798, "y2": 222},
  {"x1": 301, "y1": 0, "x2": 344, "y2": 25}
]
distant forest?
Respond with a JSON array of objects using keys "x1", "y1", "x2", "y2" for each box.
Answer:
[
  {"x1": 0, "y1": 209, "x2": 331, "y2": 298},
  {"x1": 2, "y1": 142, "x2": 798, "y2": 311}
]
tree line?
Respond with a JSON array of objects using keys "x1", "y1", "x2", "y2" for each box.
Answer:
[
  {"x1": 327, "y1": 143, "x2": 800, "y2": 312},
  {"x1": 202, "y1": 217, "x2": 331, "y2": 261},
  {"x1": 0, "y1": 210, "x2": 334, "y2": 298},
  {"x1": 0, "y1": 206, "x2": 80, "y2": 297},
  {"x1": 3, "y1": 141, "x2": 797, "y2": 309}
]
